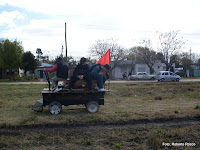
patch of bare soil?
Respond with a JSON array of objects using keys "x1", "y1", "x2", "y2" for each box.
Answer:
[{"x1": 0, "y1": 116, "x2": 200, "y2": 149}]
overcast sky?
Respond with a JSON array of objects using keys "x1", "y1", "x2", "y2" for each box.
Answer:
[{"x1": 0, "y1": 0, "x2": 200, "y2": 59}]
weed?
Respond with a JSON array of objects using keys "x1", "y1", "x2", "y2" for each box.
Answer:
[
  {"x1": 38, "y1": 134, "x2": 48, "y2": 140},
  {"x1": 174, "y1": 109, "x2": 179, "y2": 114},
  {"x1": 58, "y1": 116, "x2": 64, "y2": 120},
  {"x1": 65, "y1": 117, "x2": 77, "y2": 123},
  {"x1": 147, "y1": 128, "x2": 164, "y2": 149},
  {"x1": 115, "y1": 111, "x2": 124, "y2": 114},
  {"x1": 134, "y1": 134, "x2": 141, "y2": 142},
  {"x1": 82, "y1": 138, "x2": 92, "y2": 145},
  {"x1": 194, "y1": 105, "x2": 200, "y2": 109},
  {"x1": 115, "y1": 143, "x2": 122, "y2": 148}
]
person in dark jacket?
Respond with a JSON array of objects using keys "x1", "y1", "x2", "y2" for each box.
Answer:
[
  {"x1": 69, "y1": 57, "x2": 92, "y2": 92},
  {"x1": 44, "y1": 57, "x2": 68, "y2": 90}
]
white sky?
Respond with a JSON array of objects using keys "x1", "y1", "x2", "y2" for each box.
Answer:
[{"x1": 0, "y1": 0, "x2": 200, "y2": 59}]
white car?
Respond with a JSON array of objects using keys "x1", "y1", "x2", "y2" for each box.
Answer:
[
  {"x1": 157, "y1": 71, "x2": 181, "y2": 82},
  {"x1": 130, "y1": 72, "x2": 156, "y2": 80}
]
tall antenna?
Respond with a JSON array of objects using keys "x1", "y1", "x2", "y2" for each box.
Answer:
[
  {"x1": 65, "y1": 22, "x2": 67, "y2": 58},
  {"x1": 61, "y1": 45, "x2": 64, "y2": 58}
]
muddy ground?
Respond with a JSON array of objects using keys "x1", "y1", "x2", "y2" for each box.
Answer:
[{"x1": 1, "y1": 117, "x2": 200, "y2": 150}]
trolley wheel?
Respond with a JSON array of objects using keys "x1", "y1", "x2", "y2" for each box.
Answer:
[
  {"x1": 86, "y1": 101, "x2": 99, "y2": 113},
  {"x1": 48, "y1": 101, "x2": 62, "y2": 115}
]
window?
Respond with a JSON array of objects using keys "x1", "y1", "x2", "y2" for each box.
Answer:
[
  {"x1": 138, "y1": 67, "x2": 145, "y2": 72},
  {"x1": 165, "y1": 72, "x2": 169, "y2": 75}
]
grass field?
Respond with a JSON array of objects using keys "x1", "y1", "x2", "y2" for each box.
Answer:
[
  {"x1": 0, "y1": 82, "x2": 200, "y2": 126},
  {"x1": 0, "y1": 82, "x2": 200, "y2": 149}
]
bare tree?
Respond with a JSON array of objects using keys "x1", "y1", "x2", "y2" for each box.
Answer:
[
  {"x1": 90, "y1": 38, "x2": 128, "y2": 71},
  {"x1": 129, "y1": 46, "x2": 157, "y2": 74},
  {"x1": 157, "y1": 30, "x2": 186, "y2": 70},
  {"x1": 128, "y1": 39, "x2": 157, "y2": 74}
]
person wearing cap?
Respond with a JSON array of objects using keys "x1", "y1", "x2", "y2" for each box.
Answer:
[
  {"x1": 44, "y1": 57, "x2": 68, "y2": 90},
  {"x1": 90, "y1": 63, "x2": 110, "y2": 91}
]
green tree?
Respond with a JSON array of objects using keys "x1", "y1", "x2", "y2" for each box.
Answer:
[
  {"x1": 0, "y1": 39, "x2": 24, "y2": 78},
  {"x1": 21, "y1": 51, "x2": 37, "y2": 76}
]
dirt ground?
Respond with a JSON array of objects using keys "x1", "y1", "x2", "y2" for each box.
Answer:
[{"x1": 1, "y1": 116, "x2": 200, "y2": 150}]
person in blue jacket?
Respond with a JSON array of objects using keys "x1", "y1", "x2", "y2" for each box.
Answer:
[{"x1": 90, "y1": 64, "x2": 110, "y2": 91}]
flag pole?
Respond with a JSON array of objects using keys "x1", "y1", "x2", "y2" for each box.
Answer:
[{"x1": 108, "y1": 49, "x2": 111, "y2": 90}]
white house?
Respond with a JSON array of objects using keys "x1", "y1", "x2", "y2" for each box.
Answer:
[{"x1": 111, "y1": 60, "x2": 166, "y2": 79}]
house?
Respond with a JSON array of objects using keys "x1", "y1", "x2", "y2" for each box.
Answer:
[
  {"x1": 36, "y1": 63, "x2": 54, "y2": 78},
  {"x1": 0, "y1": 68, "x2": 19, "y2": 79},
  {"x1": 111, "y1": 59, "x2": 166, "y2": 79}
]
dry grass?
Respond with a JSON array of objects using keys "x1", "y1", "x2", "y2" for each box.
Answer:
[
  {"x1": 0, "y1": 82, "x2": 200, "y2": 149},
  {"x1": 0, "y1": 82, "x2": 200, "y2": 126}
]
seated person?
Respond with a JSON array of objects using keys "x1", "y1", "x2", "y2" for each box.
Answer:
[
  {"x1": 69, "y1": 57, "x2": 92, "y2": 92},
  {"x1": 90, "y1": 63, "x2": 110, "y2": 91},
  {"x1": 44, "y1": 57, "x2": 68, "y2": 90}
]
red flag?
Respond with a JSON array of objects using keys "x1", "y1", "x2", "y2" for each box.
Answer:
[{"x1": 97, "y1": 49, "x2": 110, "y2": 65}]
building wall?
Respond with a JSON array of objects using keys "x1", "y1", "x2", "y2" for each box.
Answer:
[
  {"x1": 134, "y1": 64, "x2": 150, "y2": 74},
  {"x1": 153, "y1": 60, "x2": 167, "y2": 75},
  {"x1": 112, "y1": 65, "x2": 133, "y2": 79}
]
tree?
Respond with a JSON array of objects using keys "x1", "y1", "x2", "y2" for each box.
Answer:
[
  {"x1": 170, "y1": 54, "x2": 181, "y2": 68},
  {"x1": 48, "y1": 56, "x2": 78, "y2": 67},
  {"x1": 21, "y1": 51, "x2": 37, "y2": 76},
  {"x1": 86, "y1": 57, "x2": 97, "y2": 65},
  {"x1": 156, "y1": 52, "x2": 165, "y2": 63},
  {"x1": 63, "y1": 56, "x2": 77, "y2": 67},
  {"x1": 180, "y1": 52, "x2": 192, "y2": 77},
  {"x1": 36, "y1": 48, "x2": 43, "y2": 60},
  {"x1": 157, "y1": 30, "x2": 186, "y2": 71},
  {"x1": 129, "y1": 46, "x2": 157, "y2": 74},
  {"x1": 90, "y1": 38, "x2": 128, "y2": 71},
  {"x1": 0, "y1": 39, "x2": 24, "y2": 78}
]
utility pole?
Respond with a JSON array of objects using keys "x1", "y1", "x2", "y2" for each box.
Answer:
[
  {"x1": 190, "y1": 47, "x2": 192, "y2": 62},
  {"x1": 65, "y1": 22, "x2": 67, "y2": 58},
  {"x1": 189, "y1": 47, "x2": 192, "y2": 77}
]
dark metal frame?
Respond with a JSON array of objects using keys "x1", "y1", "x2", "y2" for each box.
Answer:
[{"x1": 42, "y1": 72, "x2": 105, "y2": 107}]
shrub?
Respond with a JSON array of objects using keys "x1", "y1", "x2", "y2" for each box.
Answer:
[{"x1": 194, "y1": 105, "x2": 200, "y2": 109}]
